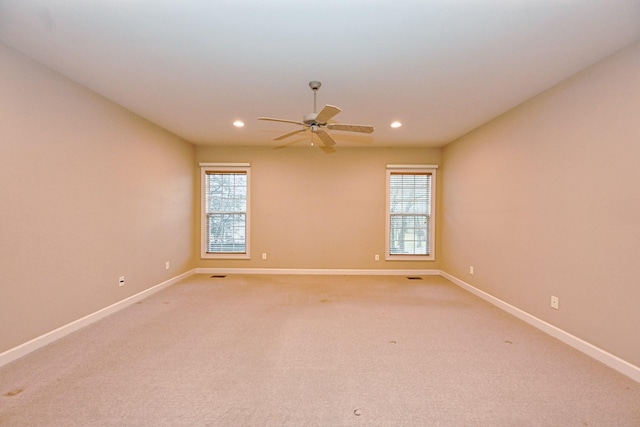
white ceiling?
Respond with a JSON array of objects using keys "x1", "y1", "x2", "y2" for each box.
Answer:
[{"x1": 1, "y1": 1, "x2": 639, "y2": 148}]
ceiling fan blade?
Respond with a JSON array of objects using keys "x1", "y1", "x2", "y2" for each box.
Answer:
[
  {"x1": 315, "y1": 129, "x2": 336, "y2": 147},
  {"x1": 327, "y1": 133, "x2": 374, "y2": 144},
  {"x1": 327, "y1": 123, "x2": 375, "y2": 133},
  {"x1": 273, "y1": 128, "x2": 307, "y2": 141},
  {"x1": 274, "y1": 138, "x2": 306, "y2": 150},
  {"x1": 315, "y1": 105, "x2": 341, "y2": 124},
  {"x1": 258, "y1": 117, "x2": 306, "y2": 126},
  {"x1": 320, "y1": 145, "x2": 336, "y2": 154}
]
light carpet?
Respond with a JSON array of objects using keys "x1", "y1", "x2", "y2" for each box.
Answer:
[{"x1": 1, "y1": 274, "x2": 639, "y2": 426}]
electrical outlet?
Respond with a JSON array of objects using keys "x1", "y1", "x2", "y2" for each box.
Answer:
[
  {"x1": 262, "y1": 253, "x2": 267, "y2": 260},
  {"x1": 375, "y1": 254, "x2": 380, "y2": 261},
  {"x1": 551, "y1": 295, "x2": 559, "y2": 310},
  {"x1": 119, "y1": 276, "x2": 125, "y2": 287},
  {"x1": 469, "y1": 266, "x2": 474, "y2": 275},
  {"x1": 165, "y1": 261, "x2": 170, "y2": 270}
]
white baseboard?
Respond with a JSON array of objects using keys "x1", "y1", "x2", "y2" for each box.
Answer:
[
  {"x1": 4, "y1": 268, "x2": 638, "y2": 384},
  {"x1": 440, "y1": 271, "x2": 640, "y2": 384},
  {"x1": 195, "y1": 267, "x2": 441, "y2": 276},
  {"x1": 0, "y1": 269, "x2": 195, "y2": 368},
  {"x1": 0, "y1": 268, "x2": 434, "y2": 368}
]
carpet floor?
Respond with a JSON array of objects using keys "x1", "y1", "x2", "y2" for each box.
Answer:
[{"x1": 1, "y1": 274, "x2": 639, "y2": 426}]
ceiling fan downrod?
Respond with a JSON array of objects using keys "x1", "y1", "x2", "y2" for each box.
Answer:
[{"x1": 309, "y1": 80, "x2": 321, "y2": 113}]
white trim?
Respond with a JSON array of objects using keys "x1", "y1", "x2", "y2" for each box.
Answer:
[
  {"x1": 386, "y1": 164, "x2": 439, "y2": 169},
  {"x1": 440, "y1": 271, "x2": 640, "y2": 384},
  {"x1": 0, "y1": 269, "x2": 195, "y2": 369},
  {"x1": 196, "y1": 268, "x2": 441, "y2": 276},
  {"x1": 199, "y1": 162, "x2": 250, "y2": 167},
  {"x1": 3, "y1": 267, "x2": 638, "y2": 384}
]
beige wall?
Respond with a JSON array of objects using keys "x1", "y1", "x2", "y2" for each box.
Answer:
[
  {"x1": 0, "y1": 44, "x2": 196, "y2": 353},
  {"x1": 442, "y1": 41, "x2": 640, "y2": 366},
  {"x1": 4, "y1": 31, "x2": 639, "y2": 371},
  {"x1": 196, "y1": 146, "x2": 442, "y2": 270}
]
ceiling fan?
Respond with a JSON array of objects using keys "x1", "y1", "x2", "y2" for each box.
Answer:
[{"x1": 258, "y1": 81, "x2": 375, "y2": 153}]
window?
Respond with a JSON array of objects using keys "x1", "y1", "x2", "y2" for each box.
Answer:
[
  {"x1": 386, "y1": 165, "x2": 437, "y2": 261},
  {"x1": 200, "y1": 164, "x2": 250, "y2": 259}
]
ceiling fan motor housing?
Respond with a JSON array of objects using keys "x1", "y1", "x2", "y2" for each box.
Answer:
[{"x1": 303, "y1": 113, "x2": 320, "y2": 125}]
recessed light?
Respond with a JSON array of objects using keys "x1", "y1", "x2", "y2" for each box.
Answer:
[
  {"x1": 233, "y1": 120, "x2": 245, "y2": 128},
  {"x1": 391, "y1": 121, "x2": 402, "y2": 128}
]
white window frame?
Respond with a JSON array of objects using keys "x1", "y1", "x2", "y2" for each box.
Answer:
[
  {"x1": 385, "y1": 164, "x2": 437, "y2": 261},
  {"x1": 200, "y1": 163, "x2": 251, "y2": 259}
]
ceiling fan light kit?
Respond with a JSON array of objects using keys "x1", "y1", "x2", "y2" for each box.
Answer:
[{"x1": 258, "y1": 81, "x2": 374, "y2": 153}]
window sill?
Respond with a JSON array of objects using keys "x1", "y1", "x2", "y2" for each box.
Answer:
[
  {"x1": 385, "y1": 254, "x2": 435, "y2": 261},
  {"x1": 201, "y1": 253, "x2": 250, "y2": 260}
]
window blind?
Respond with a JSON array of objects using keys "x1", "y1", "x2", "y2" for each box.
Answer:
[
  {"x1": 205, "y1": 171, "x2": 247, "y2": 254},
  {"x1": 388, "y1": 172, "x2": 432, "y2": 256}
]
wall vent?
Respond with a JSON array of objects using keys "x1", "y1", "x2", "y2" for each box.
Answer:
[
  {"x1": 210, "y1": 275, "x2": 227, "y2": 279},
  {"x1": 407, "y1": 276, "x2": 423, "y2": 280}
]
